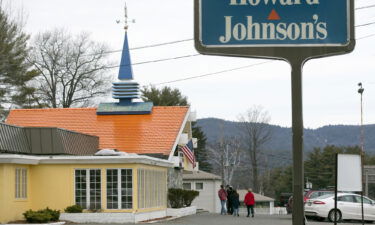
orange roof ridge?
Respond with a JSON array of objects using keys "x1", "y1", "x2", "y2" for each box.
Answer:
[
  {"x1": 11, "y1": 107, "x2": 97, "y2": 111},
  {"x1": 153, "y1": 106, "x2": 189, "y2": 109}
]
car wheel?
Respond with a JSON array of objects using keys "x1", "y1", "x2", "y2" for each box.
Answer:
[{"x1": 328, "y1": 209, "x2": 342, "y2": 222}]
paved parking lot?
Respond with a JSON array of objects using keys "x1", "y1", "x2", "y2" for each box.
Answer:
[
  {"x1": 78, "y1": 212, "x2": 371, "y2": 225},
  {"x1": 152, "y1": 212, "x2": 369, "y2": 225}
]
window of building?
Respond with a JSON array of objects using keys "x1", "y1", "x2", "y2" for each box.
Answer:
[
  {"x1": 183, "y1": 182, "x2": 192, "y2": 190},
  {"x1": 15, "y1": 168, "x2": 27, "y2": 199},
  {"x1": 75, "y1": 169, "x2": 101, "y2": 209},
  {"x1": 106, "y1": 169, "x2": 133, "y2": 209},
  {"x1": 138, "y1": 169, "x2": 167, "y2": 209},
  {"x1": 195, "y1": 182, "x2": 204, "y2": 190}
]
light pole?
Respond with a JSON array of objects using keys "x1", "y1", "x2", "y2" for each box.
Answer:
[
  {"x1": 358, "y1": 82, "x2": 365, "y2": 225},
  {"x1": 358, "y1": 83, "x2": 364, "y2": 152}
]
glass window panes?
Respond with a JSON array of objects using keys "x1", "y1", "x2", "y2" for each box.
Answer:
[
  {"x1": 106, "y1": 169, "x2": 132, "y2": 209},
  {"x1": 195, "y1": 182, "x2": 203, "y2": 190},
  {"x1": 183, "y1": 183, "x2": 192, "y2": 190},
  {"x1": 75, "y1": 169, "x2": 101, "y2": 210},
  {"x1": 15, "y1": 168, "x2": 27, "y2": 199}
]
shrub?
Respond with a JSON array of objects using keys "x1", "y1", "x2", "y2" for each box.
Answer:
[
  {"x1": 44, "y1": 207, "x2": 60, "y2": 221},
  {"x1": 64, "y1": 204, "x2": 83, "y2": 213},
  {"x1": 23, "y1": 208, "x2": 60, "y2": 223},
  {"x1": 168, "y1": 188, "x2": 184, "y2": 208},
  {"x1": 182, "y1": 190, "x2": 199, "y2": 206},
  {"x1": 168, "y1": 188, "x2": 199, "y2": 208}
]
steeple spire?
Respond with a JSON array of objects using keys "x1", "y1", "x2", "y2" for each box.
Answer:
[
  {"x1": 97, "y1": 2, "x2": 153, "y2": 115},
  {"x1": 118, "y1": 3, "x2": 133, "y2": 80}
]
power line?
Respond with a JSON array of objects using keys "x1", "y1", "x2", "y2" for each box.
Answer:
[
  {"x1": 154, "y1": 61, "x2": 272, "y2": 85},
  {"x1": 99, "y1": 38, "x2": 193, "y2": 56},
  {"x1": 355, "y1": 4, "x2": 375, "y2": 10},
  {"x1": 358, "y1": 33, "x2": 375, "y2": 40},
  {"x1": 356, "y1": 21, "x2": 375, "y2": 28},
  {"x1": 104, "y1": 54, "x2": 200, "y2": 69},
  {"x1": 2, "y1": 20, "x2": 375, "y2": 70},
  {"x1": 151, "y1": 32, "x2": 375, "y2": 86}
]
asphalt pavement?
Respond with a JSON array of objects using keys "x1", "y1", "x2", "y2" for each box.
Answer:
[
  {"x1": 157, "y1": 212, "x2": 367, "y2": 225},
  {"x1": 75, "y1": 212, "x2": 371, "y2": 225}
]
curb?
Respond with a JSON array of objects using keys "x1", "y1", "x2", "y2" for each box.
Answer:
[{"x1": 7, "y1": 222, "x2": 66, "y2": 225}]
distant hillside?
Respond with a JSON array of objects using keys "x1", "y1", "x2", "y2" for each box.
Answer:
[{"x1": 197, "y1": 118, "x2": 375, "y2": 154}]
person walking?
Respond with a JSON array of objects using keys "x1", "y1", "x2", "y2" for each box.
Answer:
[
  {"x1": 232, "y1": 189, "x2": 240, "y2": 217},
  {"x1": 244, "y1": 188, "x2": 255, "y2": 218},
  {"x1": 218, "y1": 185, "x2": 228, "y2": 215}
]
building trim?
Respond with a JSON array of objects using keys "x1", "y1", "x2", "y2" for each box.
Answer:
[
  {"x1": 0, "y1": 154, "x2": 173, "y2": 167},
  {"x1": 168, "y1": 107, "x2": 191, "y2": 161}
]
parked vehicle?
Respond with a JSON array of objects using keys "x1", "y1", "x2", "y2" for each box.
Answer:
[
  {"x1": 279, "y1": 192, "x2": 292, "y2": 207},
  {"x1": 287, "y1": 190, "x2": 331, "y2": 214},
  {"x1": 304, "y1": 193, "x2": 375, "y2": 222},
  {"x1": 304, "y1": 190, "x2": 334, "y2": 202}
]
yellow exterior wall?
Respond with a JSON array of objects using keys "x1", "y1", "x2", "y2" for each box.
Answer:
[
  {"x1": 0, "y1": 164, "x2": 32, "y2": 223},
  {"x1": 0, "y1": 162, "x2": 168, "y2": 223}
]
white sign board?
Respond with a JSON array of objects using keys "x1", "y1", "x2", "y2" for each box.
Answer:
[{"x1": 337, "y1": 154, "x2": 362, "y2": 192}]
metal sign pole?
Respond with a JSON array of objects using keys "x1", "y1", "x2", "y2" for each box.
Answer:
[
  {"x1": 335, "y1": 154, "x2": 338, "y2": 225},
  {"x1": 194, "y1": 2, "x2": 355, "y2": 225},
  {"x1": 290, "y1": 59, "x2": 305, "y2": 225}
]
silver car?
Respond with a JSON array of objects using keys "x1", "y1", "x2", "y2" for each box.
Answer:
[{"x1": 304, "y1": 193, "x2": 375, "y2": 222}]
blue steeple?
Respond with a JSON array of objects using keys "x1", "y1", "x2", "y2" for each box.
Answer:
[
  {"x1": 96, "y1": 3, "x2": 153, "y2": 115},
  {"x1": 118, "y1": 32, "x2": 133, "y2": 80}
]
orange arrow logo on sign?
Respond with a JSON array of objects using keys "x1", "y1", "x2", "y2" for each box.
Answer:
[{"x1": 268, "y1": 9, "x2": 281, "y2": 20}]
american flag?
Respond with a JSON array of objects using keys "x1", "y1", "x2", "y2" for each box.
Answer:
[{"x1": 180, "y1": 140, "x2": 196, "y2": 168}]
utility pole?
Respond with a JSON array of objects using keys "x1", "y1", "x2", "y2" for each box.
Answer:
[
  {"x1": 358, "y1": 82, "x2": 365, "y2": 225},
  {"x1": 358, "y1": 83, "x2": 364, "y2": 152}
]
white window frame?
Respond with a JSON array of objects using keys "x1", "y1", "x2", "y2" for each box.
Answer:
[
  {"x1": 15, "y1": 168, "x2": 27, "y2": 199},
  {"x1": 106, "y1": 168, "x2": 133, "y2": 210},
  {"x1": 74, "y1": 169, "x2": 101, "y2": 209},
  {"x1": 195, "y1": 182, "x2": 204, "y2": 190}
]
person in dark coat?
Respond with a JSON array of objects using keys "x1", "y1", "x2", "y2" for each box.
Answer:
[
  {"x1": 244, "y1": 188, "x2": 255, "y2": 217},
  {"x1": 226, "y1": 185, "x2": 234, "y2": 215},
  {"x1": 232, "y1": 189, "x2": 240, "y2": 216}
]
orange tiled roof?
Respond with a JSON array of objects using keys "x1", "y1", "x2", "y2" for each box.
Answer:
[{"x1": 6, "y1": 107, "x2": 189, "y2": 155}]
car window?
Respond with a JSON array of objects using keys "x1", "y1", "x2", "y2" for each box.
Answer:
[
  {"x1": 310, "y1": 192, "x2": 320, "y2": 199},
  {"x1": 363, "y1": 197, "x2": 372, "y2": 204},
  {"x1": 353, "y1": 196, "x2": 373, "y2": 204},
  {"x1": 338, "y1": 195, "x2": 355, "y2": 202},
  {"x1": 316, "y1": 194, "x2": 334, "y2": 199}
]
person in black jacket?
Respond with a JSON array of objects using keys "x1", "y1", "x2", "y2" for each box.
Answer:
[
  {"x1": 226, "y1": 186, "x2": 234, "y2": 215},
  {"x1": 232, "y1": 189, "x2": 240, "y2": 217}
]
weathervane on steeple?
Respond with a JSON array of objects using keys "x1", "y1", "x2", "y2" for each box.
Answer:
[{"x1": 116, "y1": 2, "x2": 135, "y2": 31}]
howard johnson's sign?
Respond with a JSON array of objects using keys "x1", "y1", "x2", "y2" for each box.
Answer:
[{"x1": 198, "y1": 0, "x2": 350, "y2": 47}]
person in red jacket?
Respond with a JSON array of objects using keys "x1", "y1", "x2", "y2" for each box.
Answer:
[
  {"x1": 244, "y1": 188, "x2": 255, "y2": 217},
  {"x1": 218, "y1": 185, "x2": 227, "y2": 215}
]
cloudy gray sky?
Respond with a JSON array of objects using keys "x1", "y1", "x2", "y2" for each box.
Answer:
[{"x1": 8, "y1": 0, "x2": 375, "y2": 128}]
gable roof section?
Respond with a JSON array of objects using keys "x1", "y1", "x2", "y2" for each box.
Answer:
[
  {"x1": 6, "y1": 106, "x2": 189, "y2": 155},
  {"x1": 183, "y1": 170, "x2": 221, "y2": 180}
]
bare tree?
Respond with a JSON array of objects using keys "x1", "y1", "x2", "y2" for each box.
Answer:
[
  {"x1": 27, "y1": 29, "x2": 112, "y2": 108},
  {"x1": 238, "y1": 105, "x2": 272, "y2": 193},
  {"x1": 208, "y1": 136, "x2": 243, "y2": 186}
]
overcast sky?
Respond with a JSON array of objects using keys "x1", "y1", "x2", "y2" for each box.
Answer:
[{"x1": 7, "y1": 0, "x2": 375, "y2": 128}]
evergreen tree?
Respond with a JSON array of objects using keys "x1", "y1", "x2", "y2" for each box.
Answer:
[
  {"x1": 141, "y1": 86, "x2": 211, "y2": 171},
  {"x1": 0, "y1": 4, "x2": 37, "y2": 111},
  {"x1": 141, "y1": 86, "x2": 188, "y2": 106},
  {"x1": 192, "y1": 122, "x2": 212, "y2": 172}
]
